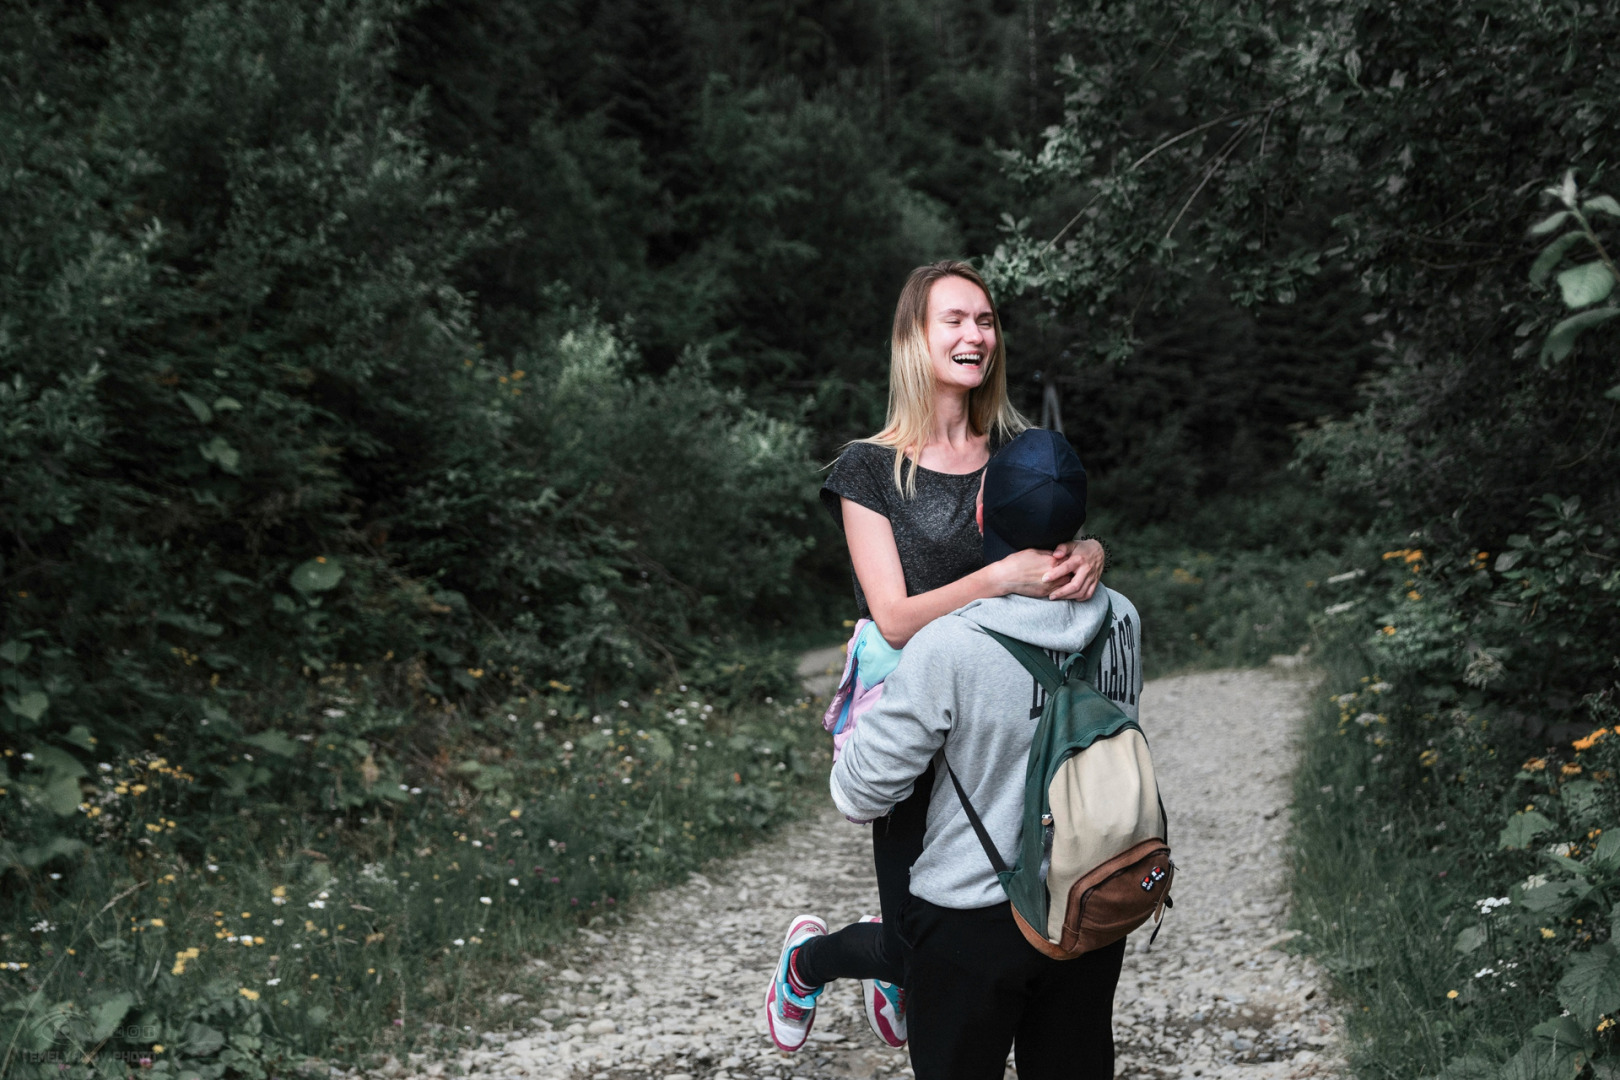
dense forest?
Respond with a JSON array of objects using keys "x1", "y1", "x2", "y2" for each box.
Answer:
[{"x1": 2, "y1": 1, "x2": 1617, "y2": 1078}]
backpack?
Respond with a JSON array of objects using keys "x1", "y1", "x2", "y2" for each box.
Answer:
[{"x1": 945, "y1": 598, "x2": 1174, "y2": 959}]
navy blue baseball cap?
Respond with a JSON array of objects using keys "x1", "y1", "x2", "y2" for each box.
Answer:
[{"x1": 981, "y1": 430, "x2": 1088, "y2": 563}]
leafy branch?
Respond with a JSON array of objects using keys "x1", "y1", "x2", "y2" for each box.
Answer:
[{"x1": 1528, "y1": 171, "x2": 1620, "y2": 373}]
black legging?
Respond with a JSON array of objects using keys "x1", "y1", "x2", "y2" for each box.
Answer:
[{"x1": 793, "y1": 764, "x2": 935, "y2": 988}]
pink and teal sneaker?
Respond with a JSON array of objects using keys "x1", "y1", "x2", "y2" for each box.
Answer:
[
  {"x1": 764, "y1": 914, "x2": 827, "y2": 1052},
  {"x1": 859, "y1": 915, "x2": 907, "y2": 1048}
]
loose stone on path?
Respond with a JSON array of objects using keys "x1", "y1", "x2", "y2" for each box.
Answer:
[{"x1": 392, "y1": 666, "x2": 1344, "y2": 1080}]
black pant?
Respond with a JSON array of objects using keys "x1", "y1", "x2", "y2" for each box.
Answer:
[
  {"x1": 900, "y1": 898, "x2": 1126, "y2": 1080},
  {"x1": 793, "y1": 764, "x2": 934, "y2": 987}
]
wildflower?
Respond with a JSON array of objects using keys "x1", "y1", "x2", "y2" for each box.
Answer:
[
  {"x1": 1601, "y1": 1018, "x2": 1617, "y2": 1034},
  {"x1": 1574, "y1": 728, "x2": 1611, "y2": 752},
  {"x1": 152, "y1": 1045, "x2": 164, "y2": 1054},
  {"x1": 1407, "y1": 591, "x2": 1421, "y2": 601},
  {"x1": 508, "y1": 878, "x2": 519, "y2": 886},
  {"x1": 1419, "y1": 749, "x2": 1439, "y2": 767},
  {"x1": 1380, "y1": 626, "x2": 1396, "y2": 636},
  {"x1": 1563, "y1": 763, "x2": 1584, "y2": 777},
  {"x1": 1447, "y1": 990, "x2": 1459, "y2": 999},
  {"x1": 480, "y1": 896, "x2": 492, "y2": 905},
  {"x1": 239, "y1": 988, "x2": 260, "y2": 1001},
  {"x1": 308, "y1": 899, "x2": 326, "y2": 909},
  {"x1": 267, "y1": 978, "x2": 281, "y2": 986},
  {"x1": 1541, "y1": 928, "x2": 1556, "y2": 939},
  {"x1": 1522, "y1": 757, "x2": 1547, "y2": 772},
  {"x1": 453, "y1": 938, "x2": 466, "y2": 947},
  {"x1": 149, "y1": 918, "x2": 164, "y2": 928},
  {"x1": 309, "y1": 973, "x2": 319, "y2": 979},
  {"x1": 509, "y1": 808, "x2": 521, "y2": 819},
  {"x1": 1475, "y1": 896, "x2": 1512, "y2": 914}
]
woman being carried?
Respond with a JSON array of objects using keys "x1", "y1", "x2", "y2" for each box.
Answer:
[{"x1": 764, "y1": 260, "x2": 1106, "y2": 1052}]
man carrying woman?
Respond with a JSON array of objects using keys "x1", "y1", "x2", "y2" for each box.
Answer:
[{"x1": 763, "y1": 261, "x2": 1111, "y2": 1062}]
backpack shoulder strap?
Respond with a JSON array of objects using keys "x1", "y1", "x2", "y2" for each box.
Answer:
[
  {"x1": 1076, "y1": 593, "x2": 1115, "y2": 686},
  {"x1": 980, "y1": 627, "x2": 1066, "y2": 694},
  {"x1": 943, "y1": 757, "x2": 1009, "y2": 876}
]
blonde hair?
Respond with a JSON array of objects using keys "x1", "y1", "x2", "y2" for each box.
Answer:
[{"x1": 864, "y1": 260, "x2": 1029, "y2": 496}]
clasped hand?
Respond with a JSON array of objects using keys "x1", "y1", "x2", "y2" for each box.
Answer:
[{"x1": 990, "y1": 538, "x2": 1104, "y2": 603}]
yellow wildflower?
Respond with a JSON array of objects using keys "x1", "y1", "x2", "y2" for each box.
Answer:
[
  {"x1": 1522, "y1": 758, "x2": 1547, "y2": 772},
  {"x1": 1446, "y1": 990, "x2": 1459, "y2": 999},
  {"x1": 1419, "y1": 749, "x2": 1439, "y2": 767},
  {"x1": 239, "y1": 988, "x2": 260, "y2": 1001},
  {"x1": 1563, "y1": 763, "x2": 1585, "y2": 777},
  {"x1": 1574, "y1": 728, "x2": 1611, "y2": 752},
  {"x1": 1541, "y1": 928, "x2": 1556, "y2": 940}
]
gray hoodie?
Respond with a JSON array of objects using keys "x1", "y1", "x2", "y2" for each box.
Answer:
[{"x1": 828, "y1": 588, "x2": 1144, "y2": 910}]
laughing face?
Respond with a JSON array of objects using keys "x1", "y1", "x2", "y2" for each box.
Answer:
[{"x1": 926, "y1": 275, "x2": 997, "y2": 393}]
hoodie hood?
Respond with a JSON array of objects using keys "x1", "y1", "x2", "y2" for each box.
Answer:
[{"x1": 951, "y1": 591, "x2": 1113, "y2": 655}]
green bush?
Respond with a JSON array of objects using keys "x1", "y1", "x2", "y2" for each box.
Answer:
[{"x1": 0, "y1": 0, "x2": 817, "y2": 880}]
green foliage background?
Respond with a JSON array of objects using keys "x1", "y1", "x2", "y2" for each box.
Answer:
[
  {"x1": 990, "y1": 2, "x2": 1620, "y2": 1078},
  {"x1": 3, "y1": 0, "x2": 1618, "y2": 1077}
]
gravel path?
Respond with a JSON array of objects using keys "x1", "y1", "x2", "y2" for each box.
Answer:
[{"x1": 398, "y1": 666, "x2": 1344, "y2": 1080}]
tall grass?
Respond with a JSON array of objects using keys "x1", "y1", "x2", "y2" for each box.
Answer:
[
  {"x1": 0, "y1": 662, "x2": 831, "y2": 1080},
  {"x1": 1287, "y1": 645, "x2": 1562, "y2": 1080}
]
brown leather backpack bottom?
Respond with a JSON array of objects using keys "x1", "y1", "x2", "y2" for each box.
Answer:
[{"x1": 1011, "y1": 839, "x2": 1174, "y2": 960}]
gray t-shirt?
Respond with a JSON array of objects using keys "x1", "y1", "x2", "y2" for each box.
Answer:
[{"x1": 820, "y1": 441, "x2": 994, "y2": 619}]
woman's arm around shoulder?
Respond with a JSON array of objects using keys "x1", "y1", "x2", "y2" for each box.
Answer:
[{"x1": 842, "y1": 498, "x2": 1064, "y2": 647}]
